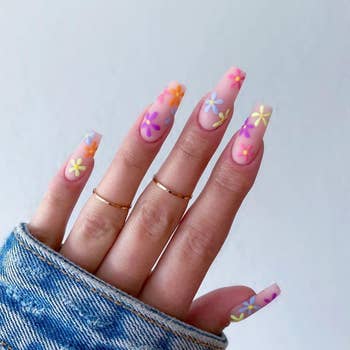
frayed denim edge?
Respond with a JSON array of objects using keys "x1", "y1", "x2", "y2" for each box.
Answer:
[{"x1": 13, "y1": 223, "x2": 228, "y2": 350}]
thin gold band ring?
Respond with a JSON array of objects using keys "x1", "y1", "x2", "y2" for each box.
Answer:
[
  {"x1": 152, "y1": 176, "x2": 192, "y2": 200},
  {"x1": 92, "y1": 188, "x2": 132, "y2": 210}
]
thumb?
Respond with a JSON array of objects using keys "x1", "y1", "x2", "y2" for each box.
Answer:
[{"x1": 185, "y1": 284, "x2": 281, "y2": 335}]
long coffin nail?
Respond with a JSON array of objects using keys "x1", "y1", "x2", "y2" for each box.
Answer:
[
  {"x1": 232, "y1": 104, "x2": 273, "y2": 165},
  {"x1": 198, "y1": 66, "x2": 246, "y2": 130},
  {"x1": 230, "y1": 283, "x2": 281, "y2": 323},
  {"x1": 64, "y1": 130, "x2": 102, "y2": 181},
  {"x1": 140, "y1": 81, "x2": 186, "y2": 142}
]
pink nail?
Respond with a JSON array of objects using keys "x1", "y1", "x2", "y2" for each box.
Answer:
[
  {"x1": 64, "y1": 130, "x2": 102, "y2": 181},
  {"x1": 198, "y1": 66, "x2": 246, "y2": 130},
  {"x1": 230, "y1": 283, "x2": 281, "y2": 323},
  {"x1": 140, "y1": 81, "x2": 186, "y2": 142},
  {"x1": 232, "y1": 104, "x2": 273, "y2": 165}
]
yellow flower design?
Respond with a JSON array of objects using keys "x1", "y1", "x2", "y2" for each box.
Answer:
[
  {"x1": 212, "y1": 108, "x2": 230, "y2": 128},
  {"x1": 68, "y1": 158, "x2": 87, "y2": 177},
  {"x1": 251, "y1": 105, "x2": 271, "y2": 127},
  {"x1": 230, "y1": 313, "x2": 245, "y2": 322}
]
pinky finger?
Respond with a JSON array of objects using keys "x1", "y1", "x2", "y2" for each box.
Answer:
[
  {"x1": 186, "y1": 283, "x2": 281, "y2": 335},
  {"x1": 28, "y1": 130, "x2": 102, "y2": 250}
]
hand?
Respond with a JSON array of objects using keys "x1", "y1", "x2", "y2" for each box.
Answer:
[{"x1": 28, "y1": 67, "x2": 280, "y2": 335}]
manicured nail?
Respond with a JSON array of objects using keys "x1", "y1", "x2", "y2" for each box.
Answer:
[
  {"x1": 232, "y1": 104, "x2": 273, "y2": 165},
  {"x1": 230, "y1": 283, "x2": 281, "y2": 323},
  {"x1": 64, "y1": 130, "x2": 102, "y2": 181},
  {"x1": 140, "y1": 81, "x2": 186, "y2": 142},
  {"x1": 198, "y1": 66, "x2": 246, "y2": 130}
]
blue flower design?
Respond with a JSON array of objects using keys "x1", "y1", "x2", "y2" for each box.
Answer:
[
  {"x1": 165, "y1": 116, "x2": 172, "y2": 125},
  {"x1": 84, "y1": 131, "x2": 95, "y2": 145},
  {"x1": 164, "y1": 107, "x2": 177, "y2": 126},
  {"x1": 170, "y1": 107, "x2": 177, "y2": 115},
  {"x1": 238, "y1": 296, "x2": 260, "y2": 315},
  {"x1": 204, "y1": 92, "x2": 224, "y2": 114}
]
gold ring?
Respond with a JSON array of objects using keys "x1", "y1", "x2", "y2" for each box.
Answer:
[
  {"x1": 152, "y1": 176, "x2": 192, "y2": 200},
  {"x1": 92, "y1": 188, "x2": 132, "y2": 210}
]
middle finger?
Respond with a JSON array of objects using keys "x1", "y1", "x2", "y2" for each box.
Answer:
[
  {"x1": 96, "y1": 66, "x2": 246, "y2": 295},
  {"x1": 60, "y1": 81, "x2": 185, "y2": 271}
]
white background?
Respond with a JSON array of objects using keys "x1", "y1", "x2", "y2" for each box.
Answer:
[{"x1": 0, "y1": 1, "x2": 349, "y2": 349}]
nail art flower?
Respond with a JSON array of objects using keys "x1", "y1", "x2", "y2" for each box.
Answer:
[
  {"x1": 84, "y1": 141, "x2": 98, "y2": 158},
  {"x1": 239, "y1": 118, "x2": 254, "y2": 138},
  {"x1": 238, "y1": 296, "x2": 260, "y2": 315},
  {"x1": 84, "y1": 131, "x2": 95, "y2": 145},
  {"x1": 170, "y1": 107, "x2": 177, "y2": 115},
  {"x1": 228, "y1": 69, "x2": 246, "y2": 89},
  {"x1": 230, "y1": 313, "x2": 245, "y2": 322},
  {"x1": 238, "y1": 144, "x2": 254, "y2": 162},
  {"x1": 264, "y1": 293, "x2": 278, "y2": 304},
  {"x1": 212, "y1": 108, "x2": 230, "y2": 128},
  {"x1": 68, "y1": 158, "x2": 87, "y2": 177},
  {"x1": 168, "y1": 85, "x2": 185, "y2": 107},
  {"x1": 141, "y1": 111, "x2": 161, "y2": 137},
  {"x1": 251, "y1": 105, "x2": 271, "y2": 127},
  {"x1": 157, "y1": 88, "x2": 169, "y2": 103},
  {"x1": 204, "y1": 92, "x2": 224, "y2": 114},
  {"x1": 164, "y1": 108, "x2": 178, "y2": 126}
]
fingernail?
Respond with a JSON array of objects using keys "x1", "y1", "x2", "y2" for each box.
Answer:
[
  {"x1": 140, "y1": 81, "x2": 186, "y2": 142},
  {"x1": 198, "y1": 66, "x2": 246, "y2": 130},
  {"x1": 230, "y1": 283, "x2": 281, "y2": 323},
  {"x1": 232, "y1": 104, "x2": 273, "y2": 165},
  {"x1": 64, "y1": 130, "x2": 102, "y2": 181}
]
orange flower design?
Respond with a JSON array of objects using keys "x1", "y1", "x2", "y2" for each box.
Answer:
[
  {"x1": 168, "y1": 85, "x2": 185, "y2": 107},
  {"x1": 84, "y1": 141, "x2": 98, "y2": 158}
]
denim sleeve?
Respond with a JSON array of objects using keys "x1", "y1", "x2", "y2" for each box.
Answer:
[{"x1": 0, "y1": 223, "x2": 228, "y2": 350}]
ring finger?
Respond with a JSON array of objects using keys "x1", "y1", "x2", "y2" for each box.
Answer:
[
  {"x1": 140, "y1": 104, "x2": 273, "y2": 318},
  {"x1": 96, "y1": 66, "x2": 246, "y2": 295},
  {"x1": 59, "y1": 81, "x2": 186, "y2": 271}
]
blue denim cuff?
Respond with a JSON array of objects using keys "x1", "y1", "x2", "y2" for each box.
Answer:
[{"x1": 0, "y1": 223, "x2": 228, "y2": 350}]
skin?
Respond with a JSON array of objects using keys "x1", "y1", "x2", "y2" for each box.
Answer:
[{"x1": 29, "y1": 71, "x2": 267, "y2": 335}]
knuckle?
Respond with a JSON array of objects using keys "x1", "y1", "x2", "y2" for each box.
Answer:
[
  {"x1": 118, "y1": 148, "x2": 144, "y2": 173},
  {"x1": 176, "y1": 130, "x2": 211, "y2": 162},
  {"x1": 43, "y1": 190, "x2": 67, "y2": 209},
  {"x1": 79, "y1": 212, "x2": 118, "y2": 241},
  {"x1": 138, "y1": 200, "x2": 173, "y2": 240},
  {"x1": 181, "y1": 222, "x2": 218, "y2": 262},
  {"x1": 213, "y1": 164, "x2": 253, "y2": 199}
]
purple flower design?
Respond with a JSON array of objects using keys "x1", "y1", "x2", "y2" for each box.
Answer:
[
  {"x1": 239, "y1": 118, "x2": 254, "y2": 138},
  {"x1": 141, "y1": 111, "x2": 160, "y2": 137},
  {"x1": 264, "y1": 293, "x2": 278, "y2": 304}
]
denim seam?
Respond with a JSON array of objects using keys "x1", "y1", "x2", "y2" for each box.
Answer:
[
  {"x1": 0, "y1": 340, "x2": 13, "y2": 349},
  {"x1": 14, "y1": 233, "x2": 224, "y2": 350},
  {"x1": 15, "y1": 224, "x2": 226, "y2": 346}
]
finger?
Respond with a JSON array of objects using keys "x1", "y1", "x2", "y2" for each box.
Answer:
[
  {"x1": 140, "y1": 104, "x2": 272, "y2": 318},
  {"x1": 96, "y1": 66, "x2": 246, "y2": 294},
  {"x1": 29, "y1": 131, "x2": 102, "y2": 250},
  {"x1": 59, "y1": 82, "x2": 185, "y2": 272},
  {"x1": 186, "y1": 284, "x2": 281, "y2": 334},
  {"x1": 186, "y1": 286, "x2": 255, "y2": 334}
]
